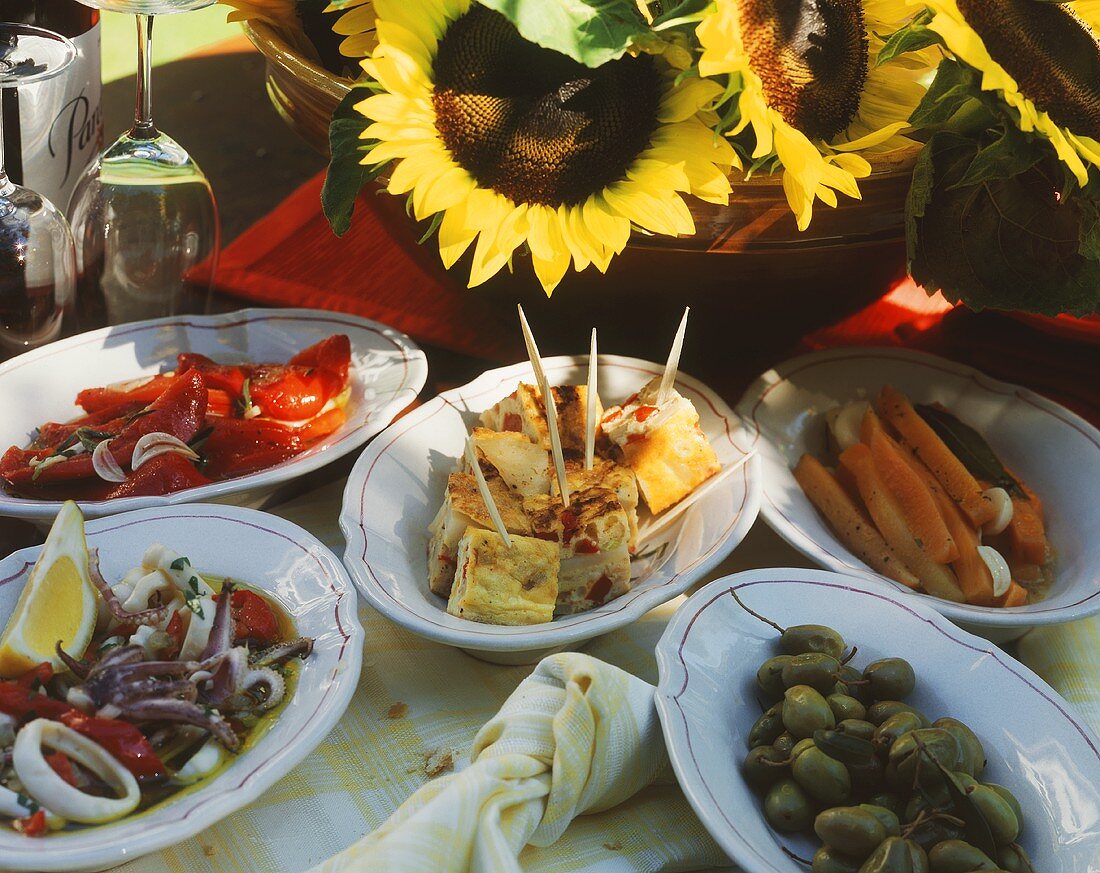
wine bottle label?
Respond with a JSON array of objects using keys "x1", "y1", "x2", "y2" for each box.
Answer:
[{"x1": 13, "y1": 23, "x2": 103, "y2": 215}]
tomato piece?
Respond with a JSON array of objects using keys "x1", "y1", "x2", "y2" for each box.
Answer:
[
  {"x1": 17, "y1": 662, "x2": 54, "y2": 690},
  {"x1": 46, "y1": 751, "x2": 77, "y2": 787},
  {"x1": 164, "y1": 610, "x2": 185, "y2": 659},
  {"x1": 14, "y1": 809, "x2": 48, "y2": 837},
  {"x1": 105, "y1": 453, "x2": 212, "y2": 499},
  {"x1": 201, "y1": 418, "x2": 302, "y2": 480},
  {"x1": 230, "y1": 590, "x2": 279, "y2": 645},
  {"x1": 76, "y1": 373, "x2": 177, "y2": 413},
  {"x1": 60, "y1": 711, "x2": 167, "y2": 783}
]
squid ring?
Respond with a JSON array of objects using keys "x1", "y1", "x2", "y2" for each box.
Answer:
[{"x1": 13, "y1": 719, "x2": 141, "y2": 823}]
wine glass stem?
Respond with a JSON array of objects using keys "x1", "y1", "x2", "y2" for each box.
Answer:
[
  {"x1": 0, "y1": 97, "x2": 12, "y2": 198},
  {"x1": 132, "y1": 13, "x2": 157, "y2": 140}
]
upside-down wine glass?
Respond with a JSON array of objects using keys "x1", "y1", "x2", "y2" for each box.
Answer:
[
  {"x1": 0, "y1": 24, "x2": 77, "y2": 358},
  {"x1": 67, "y1": 0, "x2": 219, "y2": 329}
]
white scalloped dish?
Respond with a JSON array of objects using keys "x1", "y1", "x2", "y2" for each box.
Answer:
[
  {"x1": 340, "y1": 355, "x2": 761, "y2": 663},
  {"x1": 0, "y1": 308, "x2": 427, "y2": 523},
  {"x1": 736, "y1": 347, "x2": 1100, "y2": 640},
  {"x1": 0, "y1": 504, "x2": 363, "y2": 871}
]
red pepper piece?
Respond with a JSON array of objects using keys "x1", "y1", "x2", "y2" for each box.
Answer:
[
  {"x1": 105, "y1": 453, "x2": 212, "y2": 499},
  {"x1": 0, "y1": 680, "x2": 73, "y2": 724},
  {"x1": 60, "y1": 711, "x2": 167, "y2": 783},
  {"x1": 14, "y1": 809, "x2": 47, "y2": 837},
  {"x1": 2, "y1": 369, "x2": 208, "y2": 488},
  {"x1": 76, "y1": 373, "x2": 177, "y2": 414},
  {"x1": 46, "y1": 751, "x2": 77, "y2": 786},
  {"x1": 36, "y1": 403, "x2": 146, "y2": 450},
  {"x1": 176, "y1": 353, "x2": 246, "y2": 396},
  {"x1": 574, "y1": 539, "x2": 599, "y2": 555},
  {"x1": 293, "y1": 406, "x2": 346, "y2": 443},
  {"x1": 634, "y1": 405, "x2": 658, "y2": 422},
  {"x1": 503, "y1": 413, "x2": 522, "y2": 432},
  {"x1": 164, "y1": 610, "x2": 185, "y2": 660},
  {"x1": 201, "y1": 418, "x2": 303, "y2": 480},
  {"x1": 229, "y1": 590, "x2": 279, "y2": 645}
]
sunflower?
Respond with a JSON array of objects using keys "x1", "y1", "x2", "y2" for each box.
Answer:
[
  {"x1": 914, "y1": 0, "x2": 1100, "y2": 187},
  {"x1": 328, "y1": 0, "x2": 378, "y2": 59},
  {"x1": 697, "y1": 0, "x2": 938, "y2": 231},
  {"x1": 353, "y1": 0, "x2": 738, "y2": 293},
  {"x1": 219, "y1": 0, "x2": 299, "y2": 31}
]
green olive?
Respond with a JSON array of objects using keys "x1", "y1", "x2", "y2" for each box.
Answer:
[
  {"x1": 858, "y1": 837, "x2": 928, "y2": 873},
  {"x1": 814, "y1": 806, "x2": 887, "y2": 860},
  {"x1": 839, "y1": 664, "x2": 872, "y2": 704},
  {"x1": 773, "y1": 731, "x2": 796, "y2": 756},
  {"x1": 743, "y1": 745, "x2": 788, "y2": 791},
  {"x1": 997, "y1": 844, "x2": 1034, "y2": 873},
  {"x1": 748, "y1": 703, "x2": 785, "y2": 748},
  {"x1": 783, "y1": 653, "x2": 843, "y2": 693},
  {"x1": 927, "y1": 840, "x2": 999, "y2": 873},
  {"x1": 983, "y1": 783, "x2": 1023, "y2": 833},
  {"x1": 873, "y1": 712, "x2": 925, "y2": 751},
  {"x1": 779, "y1": 624, "x2": 846, "y2": 658},
  {"x1": 868, "y1": 701, "x2": 930, "y2": 727},
  {"x1": 858, "y1": 803, "x2": 901, "y2": 837},
  {"x1": 813, "y1": 846, "x2": 863, "y2": 873},
  {"x1": 889, "y1": 729, "x2": 961, "y2": 790},
  {"x1": 790, "y1": 737, "x2": 817, "y2": 761},
  {"x1": 792, "y1": 747, "x2": 852, "y2": 805},
  {"x1": 906, "y1": 817, "x2": 964, "y2": 853},
  {"x1": 838, "y1": 719, "x2": 878, "y2": 742},
  {"x1": 783, "y1": 685, "x2": 836, "y2": 738},
  {"x1": 829, "y1": 693, "x2": 868, "y2": 722},
  {"x1": 864, "y1": 658, "x2": 916, "y2": 700},
  {"x1": 764, "y1": 778, "x2": 814, "y2": 832},
  {"x1": 968, "y1": 784, "x2": 1019, "y2": 845},
  {"x1": 757, "y1": 655, "x2": 795, "y2": 700},
  {"x1": 933, "y1": 718, "x2": 986, "y2": 777}
]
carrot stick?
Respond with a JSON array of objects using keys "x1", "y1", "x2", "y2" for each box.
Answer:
[
  {"x1": 996, "y1": 581, "x2": 1029, "y2": 608},
  {"x1": 877, "y1": 385, "x2": 995, "y2": 528},
  {"x1": 864, "y1": 413, "x2": 959, "y2": 564},
  {"x1": 838, "y1": 444, "x2": 965, "y2": 602},
  {"x1": 794, "y1": 454, "x2": 921, "y2": 590},
  {"x1": 1008, "y1": 497, "x2": 1048, "y2": 565},
  {"x1": 930, "y1": 487, "x2": 996, "y2": 606}
]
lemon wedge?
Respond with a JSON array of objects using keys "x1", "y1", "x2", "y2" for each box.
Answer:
[{"x1": 0, "y1": 501, "x2": 98, "y2": 678}]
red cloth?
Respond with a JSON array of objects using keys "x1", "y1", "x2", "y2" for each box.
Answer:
[{"x1": 200, "y1": 170, "x2": 1098, "y2": 424}]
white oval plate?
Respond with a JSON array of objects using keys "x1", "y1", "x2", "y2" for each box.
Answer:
[
  {"x1": 340, "y1": 355, "x2": 761, "y2": 658},
  {"x1": 0, "y1": 308, "x2": 428, "y2": 522},
  {"x1": 0, "y1": 503, "x2": 363, "y2": 871},
  {"x1": 735, "y1": 347, "x2": 1100, "y2": 639},
  {"x1": 655, "y1": 568, "x2": 1100, "y2": 873}
]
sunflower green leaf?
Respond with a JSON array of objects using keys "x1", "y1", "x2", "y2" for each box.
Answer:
[
  {"x1": 323, "y1": 84, "x2": 387, "y2": 237},
  {"x1": 476, "y1": 0, "x2": 651, "y2": 67}
]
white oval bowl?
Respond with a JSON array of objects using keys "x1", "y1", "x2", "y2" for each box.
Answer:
[
  {"x1": 340, "y1": 355, "x2": 761, "y2": 662},
  {"x1": 0, "y1": 308, "x2": 427, "y2": 522},
  {"x1": 0, "y1": 503, "x2": 363, "y2": 871},
  {"x1": 655, "y1": 568, "x2": 1100, "y2": 873},
  {"x1": 735, "y1": 347, "x2": 1100, "y2": 641}
]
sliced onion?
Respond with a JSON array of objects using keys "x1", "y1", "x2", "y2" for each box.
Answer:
[
  {"x1": 242, "y1": 402, "x2": 262, "y2": 420},
  {"x1": 827, "y1": 401, "x2": 871, "y2": 452},
  {"x1": 131, "y1": 432, "x2": 200, "y2": 471},
  {"x1": 981, "y1": 487, "x2": 1014, "y2": 536},
  {"x1": 92, "y1": 439, "x2": 127, "y2": 483},
  {"x1": 13, "y1": 719, "x2": 140, "y2": 823},
  {"x1": 977, "y1": 545, "x2": 1013, "y2": 597}
]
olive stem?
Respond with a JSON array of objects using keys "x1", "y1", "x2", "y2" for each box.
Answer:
[
  {"x1": 729, "y1": 586, "x2": 786, "y2": 635},
  {"x1": 840, "y1": 645, "x2": 858, "y2": 666},
  {"x1": 780, "y1": 847, "x2": 811, "y2": 866}
]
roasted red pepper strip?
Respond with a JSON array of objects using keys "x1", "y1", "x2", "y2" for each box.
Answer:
[
  {"x1": 229, "y1": 590, "x2": 279, "y2": 645},
  {"x1": 76, "y1": 373, "x2": 178, "y2": 413},
  {"x1": 175, "y1": 353, "x2": 245, "y2": 396},
  {"x1": 14, "y1": 809, "x2": 47, "y2": 837},
  {"x1": 0, "y1": 678, "x2": 74, "y2": 723},
  {"x1": 201, "y1": 418, "x2": 303, "y2": 480},
  {"x1": 46, "y1": 751, "x2": 77, "y2": 787},
  {"x1": 104, "y1": 452, "x2": 212, "y2": 500},
  {"x1": 1, "y1": 369, "x2": 208, "y2": 488},
  {"x1": 60, "y1": 711, "x2": 167, "y2": 783}
]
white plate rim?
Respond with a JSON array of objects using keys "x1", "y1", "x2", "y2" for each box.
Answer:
[
  {"x1": 653, "y1": 567, "x2": 1100, "y2": 873},
  {"x1": 339, "y1": 354, "x2": 763, "y2": 652},
  {"x1": 735, "y1": 346, "x2": 1100, "y2": 628},
  {"x1": 0, "y1": 308, "x2": 428, "y2": 521},
  {"x1": 0, "y1": 503, "x2": 364, "y2": 870}
]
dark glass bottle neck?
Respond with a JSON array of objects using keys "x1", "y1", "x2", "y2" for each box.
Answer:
[{"x1": 5, "y1": 1, "x2": 99, "y2": 38}]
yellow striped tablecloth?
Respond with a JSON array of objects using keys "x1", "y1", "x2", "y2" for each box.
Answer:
[{"x1": 110, "y1": 480, "x2": 1100, "y2": 873}]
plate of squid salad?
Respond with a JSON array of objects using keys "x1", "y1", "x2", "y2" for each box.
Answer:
[
  {"x1": 342, "y1": 308, "x2": 762, "y2": 660},
  {"x1": 0, "y1": 502, "x2": 362, "y2": 870}
]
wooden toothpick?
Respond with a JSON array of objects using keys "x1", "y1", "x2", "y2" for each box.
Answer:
[
  {"x1": 466, "y1": 437, "x2": 511, "y2": 548},
  {"x1": 586, "y1": 328, "x2": 597, "y2": 472},
  {"x1": 658, "y1": 307, "x2": 690, "y2": 405},
  {"x1": 517, "y1": 305, "x2": 570, "y2": 507}
]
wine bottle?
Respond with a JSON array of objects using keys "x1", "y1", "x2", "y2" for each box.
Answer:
[{"x1": 1, "y1": 0, "x2": 102, "y2": 214}]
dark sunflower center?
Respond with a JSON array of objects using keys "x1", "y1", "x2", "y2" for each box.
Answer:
[
  {"x1": 735, "y1": 0, "x2": 867, "y2": 141},
  {"x1": 956, "y1": 0, "x2": 1100, "y2": 140},
  {"x1": 431, "y1": 6, "x2": 661, "y2": 207}
]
